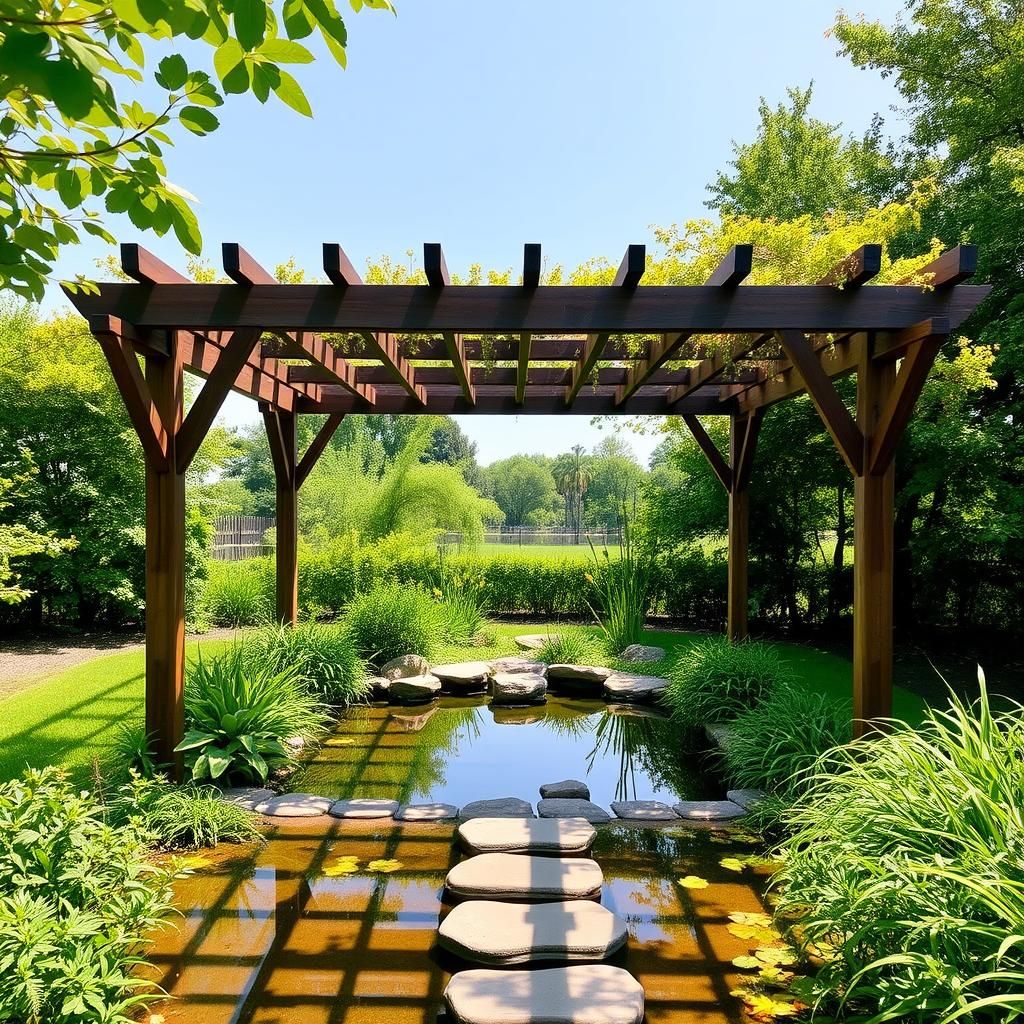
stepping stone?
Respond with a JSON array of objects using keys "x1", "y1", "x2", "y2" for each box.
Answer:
[
  {"x1": 514, "y1": 633, "x2": 558, "y2": 651},
  {"x1": 728, "y1": 788, "x2": 767, "y2": 811},
  {"x1": 446, "y1": 853, "x2": 603, "y2": 901},
  {"x1": 547, "y1": 663, "x2": 612, "y2": 684},
  {"x1": 610, "y1": 799, "x2": 678, "y2": 821},
  {"x1": 603, "y1": 672, "x2": 669, "y2": 703},
  {"x1": 395, "y1": 802, "x2": 459, "y2": 822},
  {"x1": 538, "y1": 798, "x2": 611, "y2": 824},
  {"x1": 445, "y1": 965, "x2": 645, "y2": 1024},
  {"x1": 491, "y1": 671, "x2": 547, "y2": 705},
  {"x1": 367, "y1": 675, "x2": 390, "y2": 699},
  {"x1": 458, "y1": 797, "x2": 535, "y2": 822},
  {"x1": 438, "y1": 899, "x2": 628, "y2": 965},
  {"x1": 328, "y1": 797, "x2": 399, "y2": 819},
  {"x1": 458, "y1": 817, "x2": 596, "y2": 856},
  {"x1": 389, "y1": 706, "x2": 437, "y2": 731},
  {"x1": 489, "y1": 656, "x2": 547, "y2": 676},
  {"x1": 673, "y1": 799, "x2": 747, "y2": 821},
  {"x1": 434, "y1": 661, "x2": 492, "y2": 691},
  {"x1": 255, "y1": 793, "x2": 333, "y2": 817},
  {"x1": 619, "y1": 643, "x2": 666, "y2": 663},
  {"x1": 220, "y1": 786, "x2": 274, "y2": 811},
  {"x1": 540, "y1": 779, "x2": 590, "y2": 799},
  {"x1": 380, "y1": 653, "x2": 430, "y2": 680},
  {"x1": 706, "y1": 723, "x2": 733, "y2": 748},
  {"x1": 389, "y1": 674, "x2": 442, "y2": 704}
]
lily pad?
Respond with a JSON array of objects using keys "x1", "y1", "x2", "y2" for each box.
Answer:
[
  {"x1": 728, "y1": 922, "x2": 782, "y2": 943},
  {"x1": 732, "y1": 955, "x2": 761, "y2": 969},
  {"x1": 677, "y1": 875, "x2": 709, "y2": 889},
  {"x1": 366, "y1": 858, "x2": 403, "y2": 873},
  {"x1": 756, "y1": 946, "x2": 798, "y2": 966},
  {"x1": 720, "y1": 857, "x2": 745, "y2": 872},
  {"x1": 729, "y1": 911, "x2": 773, "y2": 927},
  {"x1": 323, "y1": 855, "x2": 361, "y2": 876}
]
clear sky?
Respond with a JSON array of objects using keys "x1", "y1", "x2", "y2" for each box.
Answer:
[{"x1": 52, "y1": 0, "x2": 907, "y2": 467}]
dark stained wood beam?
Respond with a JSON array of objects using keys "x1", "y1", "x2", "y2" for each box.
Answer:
[
  {"x1": 361, "y1": 331, "x2": 427, "y2": 404},
  {"x1": 666, "y1": 334, "x2": 764, "y2": 406},
  {"x1": 323, "y1": 243, "x2": 362, "y2": 286},
  {"x1": 522, "y1": 242, "x2": 542, "y2": 288},
  {"x1": 707, "y1": 243, "x2": 754, "y2": 287},
  {"x1": 775, "y1": 329, "x2": 864, "y2": 475},
  {"x1": 818, "y1": 244, "x2": 882, "y2": 287},
  {"x1": 912, "y1": 244, "x2": 977, "y2": 288},
  {"x1": 518, "y1": 243, "x2": 541, "y2": 404},
  {"x1": 424, "y1": 242, "x2": 450, "y2": 288},
  {"x1": 873, "y1": 317, "x2": 949, "y2": 362},
  {"x1": 424, "y1": 243, "x2": 475, "y2": 404},
  {"x1": 682, "y1": 414, "x2": 732, "y2": 489},
  {"x1": 296, "y1": 412, "x2": 345, "y2": 488},
  {"x1": 566, "y1": 244, "x2": 646, "y2": 405},
  {"x1": 733, "y1": 409, "x2": 763, "y2": 491}
]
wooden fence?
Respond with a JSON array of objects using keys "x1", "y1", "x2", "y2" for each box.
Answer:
[
  {"x1": 439, "y1": 527, "x2": 622, "y2": 551},
  {"x1": 212, "y1": 516, "x2": 275, "y2": 561}
]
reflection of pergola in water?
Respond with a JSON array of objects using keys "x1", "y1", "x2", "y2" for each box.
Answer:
[{"x1": 65, "y1": 241, "x2": 988, "y2": 775}]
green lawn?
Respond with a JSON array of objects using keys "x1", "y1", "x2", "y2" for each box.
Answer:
[
  {"x1": 471, "y1": 543, "x2": 611, "y2": 559},
  {"x1": 0, "y1": 623, "x2": 925, "y2": 783}
]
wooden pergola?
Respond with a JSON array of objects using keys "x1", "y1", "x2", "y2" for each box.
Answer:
[{"x1": 66, "y1": 240, "x2": 987, "y2": 777}]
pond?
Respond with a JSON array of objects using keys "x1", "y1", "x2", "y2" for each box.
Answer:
[{"x1": 142, "y1": 698, "x2": 777, "y2": 1024}]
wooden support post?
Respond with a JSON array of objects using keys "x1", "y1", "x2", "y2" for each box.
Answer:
[
  {"x1": 145, "y1": 338, "x2": 186, "y2": 779},
  {"x1": 852, "y1": 340, "x2": 897, "y2": 734},
  {"x1": 265, "y1": 409, "x2": 298, "y2": 624},
  {"x1": 727, "y1": 415, "x2": 750, "y2": 641}
]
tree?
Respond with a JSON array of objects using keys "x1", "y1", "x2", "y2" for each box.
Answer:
[
  {"x1": 584, "y1": 436, "x2": 645, "y2": 531},
  {"x1": 706, "y1": 84, "x2": 896, "y2": 220},
  {"x1": 483, "y1": 455, "x2": 558, "y2": 528},
  {"x1": 553, "y1": 447, "x2": 591, "y2": 538},
  {"x1": 0, "y1": 0, "x2": 393, "y2": 301}
]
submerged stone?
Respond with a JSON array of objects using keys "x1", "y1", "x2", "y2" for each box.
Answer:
[
  {"x1": 610, "y1": 799, "x2": 678, "y2": 821},
  {"x1": 446, "y1": 852, "x2": 603, "y2": 901},
  {"x1": 394, "y1": 802, "x2": 459, "y2": 822},
  {"x1": 457, "y1": 816, "x2": 596, "y2": 856},
  {"x1": 672, "y1": 799, "x2": 747, "y2": 821},
  {"x1": 438, "y1": 899, "x2": 628, "y2": 965},
  {"x1": 458, "y1": 797, "x2": 535, "y2": 821},
  {"x1": 490, "y1": 671, "x2": 547, "y2": 705},
  {"x1": 539, "y1": 778, "x2": 590, "y2": 799},
  {"x1": 379, "y1": 654, "x2": 430, "y2": 680},
  {"x1": 444, "y1": 965, "x2": 644, "y2": 1024},
  {"x1": 602, "y1": 672, "x2": 669, "y2": 703},
  {"x1": 328, "y1": 797, "x2": 399, "y2": 819},
  {"x1": 255, "y1": 793, "x2": 333, "y2": 817},
  {"x1": 537, "y1": 798, "x2": 611, "y2": 824},
  {"x1": 619, "y1": 643, "x2": 666, "y2": 663}
]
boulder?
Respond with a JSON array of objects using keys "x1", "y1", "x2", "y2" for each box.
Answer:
[
  {"x1": 388, "y1": 674, "x2": 442, "y2": 704},
  {"x1": 446, "y1": 853, "x2": 603, "y2": 902},
  {"x1": 433, "y1": 661, "x2": 492, "y2": 691},
  {"x1": 539, "y1": 779, "x2": 590, "y2": 800},
  {"x1": 546, "y1": 663, "x2": 612, "y2": 684},
  {"x1": 367, "y1": 675, "x2": 391, "y2": 700},
  {"x1": 489, "y1": 656, "x2": 547, "y2": 676},
  {"x1": 537, "y1": 798, "x2": 611, "y2": 824},
  {"x1": 514, "y1": 633, "x2": 558, "y2": 651},
  {"x1": 727, "y1": 788, "x2": 766, "y2": 811},
  {"x1": 328, "y1": 797, "x2": 399, "y2": 819},
  {"x1": 610, "y1": 800, "x2": 678, "y2": 821},
  {"x1": 380, "y1": 654, "x2": 430, "y2": 681},
  {"x1": 618, "y1": 643, "x2": 666, "y2": 663},
  {"x1": 444, "y1": 965, "x2": 644, "y2": 1024},
  {"x1": 457, "y1": 817, "x2": 596, "y2": 856},
  {"x1": 706, "y1": 723, "x2": 733, "y2": 748},
  {"x1": 220, "y1": 786, "x2": 274, "y2": 811},
  {"x1": 394, "y1": 802, "x2": 459, "y2": 822},
  {"x1": 490, "y1": 671, "x2": 547, "y2": 706},
  {"x1": 602, "y1": 672, "x2": 669, "y2": 703},
  {"x1": 458, "y1": 797, "x2": 535, "y2": 821},
  {"x1": 672, "y1": 799, "x2": 747, "y2": 821},
  {"x1": 255, "y1": 793, "x2": 333, "y2": 817},
  {"x1": 438, "y1": 899, "x2": 628, "y2": 965}
]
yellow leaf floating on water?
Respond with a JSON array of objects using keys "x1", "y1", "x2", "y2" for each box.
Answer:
[
  {"x1": 677, "y1": 875, "x2": 709, "y2": 889},
  {"x1": 175, "y1": 854, "x2": 214, "y2": 872},
  {"x1": 756, "y1": 946, "x2": 798, "y2": 966},
  {"x1": 720, "y1": 857, "x2": 745, "y2": 872},
  {"x1": 732, "y1": 955, "x2": 761, "y2": 969},
  {"x1": 729, "y1": 911, "x2": 773, "y2": 927},
  {"x1": 758, "y1": 966, "x2": 795, "y2": 986},
  {"x1": 323, "y1": 855, "x2": 361, "y2": 876},
  {"x1": 366, "y1": 859, "x2": 403, "y2": 873},
  {"x1": 728, "y1": 922, "x2": 782, "y2": 944},
  {"x1": 325, "y1": 736, "x2": 356, "y2": 746},
  {"x1": 745, "y1": 994, "x2": 800, "y2": 1018}
]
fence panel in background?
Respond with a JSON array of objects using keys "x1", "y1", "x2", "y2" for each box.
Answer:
[
  {"x1": 439, "y1": 527, "x2": 622, "y2": 552},
  {"x1": 212, "y1": 515, "x2": 275, "y2": 561}
]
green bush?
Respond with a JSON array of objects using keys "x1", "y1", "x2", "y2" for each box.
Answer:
[
  {"x1": 0, "y1": 767, "x2": 175, "y2": 1024},
  {"x1": 177, "y1": 648, "x2": 330, "y2": 784},
  {"x1": 775, "y1": 679, "x2": 1024, "y2": 1023},
  {"x1": 204, "y1": 559, "x2": 272, "y2": 626},
  {"x1": 719, "y1": 684, "x2": 851, "y2": 804},
  {"x1": 535, "y1": 625, "x2": 605, "y2": 666},
  {"x1": 344, "y1": 583, "x2": 445, "y2": 665},
  {"x1": 241, "y1": 621, "x2": 368, "y2": 705},
  {"x1": 662, "y1": 636, "x2": 792, "y2": 726}
]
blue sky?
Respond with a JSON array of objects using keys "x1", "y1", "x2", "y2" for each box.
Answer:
[{"x1": 54, "y1": 0, "x2": 907, "y2": 467}]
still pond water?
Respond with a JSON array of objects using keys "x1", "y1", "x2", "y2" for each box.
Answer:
[{"x1": 144, "y1": 697, "x2": 774, "y2": 1024}]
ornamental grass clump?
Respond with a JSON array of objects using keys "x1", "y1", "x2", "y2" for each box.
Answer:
[
  {"x1": 535, "y1": 625, "x2": 605, "y2": 666},
  {"x1": 586, "y1": 517, "x2": 654, "y2": 655},
  {"x1": 775, "y1": 674, "x2": 1024, "y2": 1024},
  {"x1": 344, "y1": 583, "x2": 445, "y2": 665},
  {"x1": 663, "y1": 635, "x2": 792, "y2": 727}
]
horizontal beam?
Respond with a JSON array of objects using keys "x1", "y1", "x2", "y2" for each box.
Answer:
[
  {"x1": 818, "y1": 244, "x2": 881, "y2": 287},
  {"x1": 873, "y1": 317, "x2": 949, "y2": 362}
]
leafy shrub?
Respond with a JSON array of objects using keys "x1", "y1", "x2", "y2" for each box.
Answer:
[
  {"x1": 203, "y1": 559, "x2": 272, "y2": 626},
  {"x1": 241, "y1": 620, "x2": 368, "y2": 705},
  {"x1": 344, "y1": 583, "x2": 444, "y2": 665},
  {"x1": 177, "y1": 648, "x2": 330, "y2": 783},
  {"x1": 0, "y1": 767, "x2": 175, "y2": 1024},
  {"x1": 535, "y1": 625, "x2": 605, "y2": 666},
  {"x1": 110, "y1": 720, "x2": 158, "y2": 778},
  {"x1": 663, "y1": 636, "x2": 792, "y2": 726},
  {"x1": 775, "y1": 677, "x2": 1024, "y2": 1024},
  {"x1": 586, "y1": 520, "x2": 654, "y2": 654},
  {"x1": 719, "y1": 684, "x2": 851, "y2": 803}
]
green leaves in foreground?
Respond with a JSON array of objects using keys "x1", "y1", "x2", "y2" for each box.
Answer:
[{"x1": 0, "y1": 0, "x2": 395, "y2": 300}]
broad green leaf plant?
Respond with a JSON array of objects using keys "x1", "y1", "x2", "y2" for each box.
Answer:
[{"x1": 0, "y1": 0, "x2": 394, "y2": 301}]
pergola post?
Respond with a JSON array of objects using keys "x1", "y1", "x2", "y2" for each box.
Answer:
[
  {"x1": 264, "y1": 409, "x2": 298, "y2": 624},
  {"x1": 727, "y1": 418, "x2": 750, "y2": 641}
]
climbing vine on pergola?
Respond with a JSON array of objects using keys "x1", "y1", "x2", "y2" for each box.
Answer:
[{"x1": 66, "y1": 240, "x2": 987, "y2": 777}]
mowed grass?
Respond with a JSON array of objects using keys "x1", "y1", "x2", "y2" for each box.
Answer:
[
  {"x1": 0, "y1": 623, "x2": 925, "y2": 783},
  {"x1": 471, "y1": 543, "x2": 612, "y2": 559}
]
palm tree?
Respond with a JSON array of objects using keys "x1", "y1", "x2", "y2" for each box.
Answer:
[{"x1": 554, "y1": 446, "x2": 591, "y2": 542}]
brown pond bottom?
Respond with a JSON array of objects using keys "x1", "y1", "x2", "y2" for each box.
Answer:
[{"x1": 143, "y1": 818, "x2": 773, "y2": 1024}]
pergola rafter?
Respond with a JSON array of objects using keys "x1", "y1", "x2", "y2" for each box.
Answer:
[{"x1": 67, "y1": 240, "x2": 989, "y2": 776}]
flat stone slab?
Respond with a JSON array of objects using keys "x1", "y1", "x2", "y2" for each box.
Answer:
[
  {"x1": 602, "y1": 672, "x2": 669, "y2": 703},
  {"x1": 540, "y1": 779, "x2": 590, "y2": 800},
  {"x1": 446, "y1": 853, "x2": 603, "y2": 901},
  {"x1": 489, "y1": 656, "x2": 547, "y2": 676},
  {"x1": 547, "y1": 663, "x2": 612, "y2": 684},
  {"x1": 706, "y1": 723, "x2": 733, "y2": 748},
  {"x1": 380, "y1": 653, "x2": 430, "y2": 680},
  {"x1": 439, "y1": 899, "x2": 628, "y2": 965},
  {"x1": 458, "y1": 797, "x2": 535, "y2": 822},
  {"x1": 328, "y1": 797, "x2": 400, "y2": 819},
  {"x1": 727, "y1": 788, "x2": 767, "y2": 811},
  {"x1": 221, "y1": 787, "x2": 274, "y2": 811},
  {"x1": 367, "y1": 675, "x2": 390, "y2": 699},
  {"x1": 255, "y1": 793, "x2": 333, "y2": 817},
  {"x1": 458, "y1": 817, "x2": 596, "y2": 856},
  {"x1": 538, "y1": 798, "x2": 611, "y2": 824},
  {"x1": 433, "y1": 661, "x2": 492, "y2": 689},
  {"x1": 514, "y1": 633, "x2": 559, "y2": 651},
  {"x1": 672, "y1": 799, "x2": 747, "y2": 821},
  {"x1": 491, "y1": 671, "x2": 547, "y2": 705},
  {"x1": 388, "y1": 674, "x2": 442, "y2": 703},
  {"x1": 444, "y1": 965, "x2": 643, "y2": 1024},
  {"x1": 395, "y1": 802, "x2": 459, "y2": 822},
  {"x1": 619, "y1": 643, "x2": 666, "y2": 662},
  {"x1": 610, "y1": 799, "x2": 678, "y2": 821}
]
